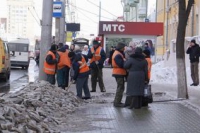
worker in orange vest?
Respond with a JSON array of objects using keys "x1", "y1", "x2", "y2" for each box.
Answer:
[
  {"x1": 43, "y1": 44, "x2": 59, "y2": 85},
  {"x1": 143, "y1": 49, "x2": 152, "y2": 81},
  {"x1": 57, "y1": 43, "x2": 71, "y2": 89},
  {"x1": 112, "y1": 42, "x2": 127, "y2": 107},
  {"x1": 69, "y1": 51, "x2": 91, "y2": 99},
  {"x1": 88, "y1": 40, "x2": 106, "y2": 92}
]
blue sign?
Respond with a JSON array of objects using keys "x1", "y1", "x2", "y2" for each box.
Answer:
[{"x1": 53, "y1": 2, "x2": 63, "y2": 18}]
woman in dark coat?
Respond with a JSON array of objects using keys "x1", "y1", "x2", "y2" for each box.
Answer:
[{"x1": 124, "y1": 47, "x2": 148, "y2": 109}]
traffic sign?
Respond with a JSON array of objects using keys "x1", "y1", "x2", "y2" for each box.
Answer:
[{"x1": 53, "y1": 2, "x2": 63, "y2": 18}]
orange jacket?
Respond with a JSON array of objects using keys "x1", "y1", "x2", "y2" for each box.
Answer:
[
  {"x1": 89, "y1": 47, "x2": 102, "y2": 64},
  {"x1": 43, "y1": 51, "x2": 56, "y2": 75},
  {"x1": 146, "y1": 58, "x2": 152, "y2": 80},
  {"x1": 79, "y1": 56, "x2": 90, "y2": 73},
  {"x1": 112, "y1": 51, "x2": 127, "y2": 76},
  {"x1": 57, "y1": 50, "x2": 71, "y2": 69}
]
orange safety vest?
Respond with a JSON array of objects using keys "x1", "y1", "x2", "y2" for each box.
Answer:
[
  {"x1": 146, "y1": 58, "x2": 152, "y2": 80},
  {"x1": 89, "y1": 46, "x2": 102, "y2": 64},
  {"x1": 79, "y1": 56, "x2": 90, "y2": 73},
  {"x1": 112, "y1": 51, "x2": 127, "y2": 76},
  {"x1": 57, "y1": 50, "x2": 71, "y2": 69},
  {"x1": 43, "y1": 51, "x2": 56, "y2": 75}
]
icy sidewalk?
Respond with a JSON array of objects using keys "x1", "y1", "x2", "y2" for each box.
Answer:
[{"x1": 64, "y1": 68, "x2": 200, "y2": 133}]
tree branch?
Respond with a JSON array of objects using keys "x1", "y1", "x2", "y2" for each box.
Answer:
[{"x1": 186, "y1": 0, "x2": 194, "y2": 20}]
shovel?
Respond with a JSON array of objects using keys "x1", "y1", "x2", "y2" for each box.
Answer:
[{"x1": 65, "y1": 81, "x2": 74, "y2": 91}]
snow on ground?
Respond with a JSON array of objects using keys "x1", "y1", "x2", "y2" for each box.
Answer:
[{"x1": 151, "y1": 61, "x2": 192, "y2": 84}]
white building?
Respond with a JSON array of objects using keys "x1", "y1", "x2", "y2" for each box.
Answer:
[
  {"x1": 122, "y1": 0, "x2": 148, "y2": 22},
  {"x1": 6, "y1": 0, "x2": 42, "y2": 44}
]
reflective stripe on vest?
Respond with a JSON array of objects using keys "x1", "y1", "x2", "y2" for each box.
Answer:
[
  {"x1": 43, "y1": 51, "x2": 56, "y2": 75},
  {"x1": 112, "y1": 51, "x2": 126, "y2": 76},
  {"x1": 79, "y1": 56, "x2": 90, "y2": 73},
  {"x1": 57, "y1": 50, "x2": 71, "y2": 69},
  {"x1": 89, "y1": 47, "x2": 102, "y2": 63}
]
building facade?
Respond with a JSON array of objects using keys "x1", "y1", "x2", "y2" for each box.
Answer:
[
  {"x1": 6, "y1": 0, "x2": 38, "y2": 41},
  {"x1": 156, "y1": 0, "x2": 200, "y2": 59},
  {"x1": 122, "y1": 0, "x2": 148, "y2": 22}
]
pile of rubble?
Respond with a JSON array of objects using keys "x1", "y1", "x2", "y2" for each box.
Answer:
[{"x1": 0, "y1": 81, "x2": 81, "y2": 133}]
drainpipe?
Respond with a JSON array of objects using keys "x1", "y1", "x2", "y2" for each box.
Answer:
[
  {"x1": 191, "y1": 3, "x2": 195, "y2": 36},
  {"x1": 166, "y1": 0, "x2": 169, "y2": 49}
]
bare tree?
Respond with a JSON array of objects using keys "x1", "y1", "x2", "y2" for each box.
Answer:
[{"x1": 176, "y1": 0, "x2": 194, "y2": 99}]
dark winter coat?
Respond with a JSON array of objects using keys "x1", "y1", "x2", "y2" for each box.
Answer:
[
  {"x1": 186, "y1": 44, "x2": 200, "y2": 63},
  {"x1": 72, "y1": 53, "x2": 90, "y2": 80},
  {"x1": 124, "y1": 54, "x2": 148, "y2": 96},
  {"x1": 87, "y1": 46, "x2": 106, "y2": 69}
]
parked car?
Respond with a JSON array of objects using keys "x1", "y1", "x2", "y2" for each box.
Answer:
[{"x1": 0, "y1": 38, "x2": 10, "y2": 81}]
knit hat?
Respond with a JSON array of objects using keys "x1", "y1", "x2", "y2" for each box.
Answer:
[
  {"x1": 191, "y1": 39, "x2": 196, "y2": 44},
  {"x1": 143, "y1": 49, "x2": 151, "y2": 57},
  {"x1": 135, "y1": 47, "x2": 142, "y2": 54},
  {"x1": 93, "y1": 40, "x2": 100, "y2": 45},
  {"x1": 116, "y1": 42, "x2": 125, "y2": 50}
]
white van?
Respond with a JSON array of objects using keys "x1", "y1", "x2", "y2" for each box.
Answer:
[{"x1": 7, "y1": 39, "x2": 30, "y2": 69}]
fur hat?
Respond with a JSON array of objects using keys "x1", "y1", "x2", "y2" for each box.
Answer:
[
  {"x1": 116, "y1": 42, "x2": 125, "y2": 50},
  {"x1": 135, "y1": 47, "x2": 142, "y2": 54},
  {"x1": 50, "y1": 44, "x2": 58, "y2": 51}
]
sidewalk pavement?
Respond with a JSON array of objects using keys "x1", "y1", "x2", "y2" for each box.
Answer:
[{"x1": 65, "y1": 68, "x2": 200, "y2": 133}]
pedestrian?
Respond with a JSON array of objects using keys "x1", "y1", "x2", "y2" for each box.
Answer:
[
  {"x1": 112, "y1": 42, "x2": 127, "y2": 107},
  {"x1": 143, "y1": 49, "x2": 152, "y2": 80},
  {"x1": 186, "y1": 39, "x2": 200, "y2": 86},
  {"x1": 69, "y1": 44, "x2": 75, "y2": 82},
  {"x1": 82, "y1": 45, "x2": 89, "y2": 56},
  {"x1": 43, "y1": 44, "x2": 59, "y2": 85},
  {"x1": 57, "y1": 43, "x2": 71, "y2": 89},
  {"x1": 88, "y1": 40, "x2": 106, "y2": 92},
  {"x1": 70, "y1": 44, "x2": 75, "y2": 52},
  {"x1": 142, "y1": 49, "x2": 152, "y2": 107},
  {"x1": 69, "y1": 48, "x2": 91, "y2": 99},
  {"x1": 108, "y1": 46, "x2": 115, "y2": 67},
  {"x1": 124, "y1": 47, "x2": 148, "y2": 109}
]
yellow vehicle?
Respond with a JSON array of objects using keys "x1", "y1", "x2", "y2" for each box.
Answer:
[{"x1": 0, "y1": 38, "x2": 10, "y2": 81}]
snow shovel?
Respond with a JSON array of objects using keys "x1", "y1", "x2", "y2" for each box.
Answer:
[{"x1": 65, "y1": 81, "x2": 74, "y2": 91}]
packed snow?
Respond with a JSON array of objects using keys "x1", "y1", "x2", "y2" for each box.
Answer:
[{"x1": 150, "y1": 61, "x2": 193, "y2": 84}]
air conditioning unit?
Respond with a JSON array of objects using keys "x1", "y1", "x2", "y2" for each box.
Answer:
[{"x1": 138, "y1": 7, "x2": 146, "y2": 18}]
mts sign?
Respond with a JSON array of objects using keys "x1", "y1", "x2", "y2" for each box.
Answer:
[{"x1": 103, "y1": 24, "x2": 125, "y2": 32}]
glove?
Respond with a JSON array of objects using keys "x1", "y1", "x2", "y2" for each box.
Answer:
[{"x1": 95, "y1": 61, "x2": 99, "y2": 64}]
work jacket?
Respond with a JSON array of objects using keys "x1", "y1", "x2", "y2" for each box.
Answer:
[
  {"x1": 112, "y1": 50, "x2": 127, "y2": 77},
  {"x1": 44, "y1": 51, "x2": 56, "y2": 75}
]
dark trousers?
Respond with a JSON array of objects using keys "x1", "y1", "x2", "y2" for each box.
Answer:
[
  {"x1": 76, "y1": 76, "x2": 91, "y2": 98},
  {"x1": 191, "y1": 62, "x2": 199, "y2": 85},
  {"x1": 47, "y1": 74, "x2": 56, "y2": 85},
  {"x1": 91, "y1": 68, "x2": 105, "y2": 91},
  {"x1": 57, "y1": 66, "x2": 68, "y2": 89},
  {"x1": 114, "y1": 77, "x2": 125, "y2": 104}
]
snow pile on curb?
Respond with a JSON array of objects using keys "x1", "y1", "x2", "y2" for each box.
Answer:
[
  {"x1": 0, "y1": 81, "x2": 81, "y2": 132},
  {"x1": 151, "y1": 61, "x2": 177, "y2": 84},
  {"x1": 150, "y1": 61, "x2": 192, "y2": 84}
]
